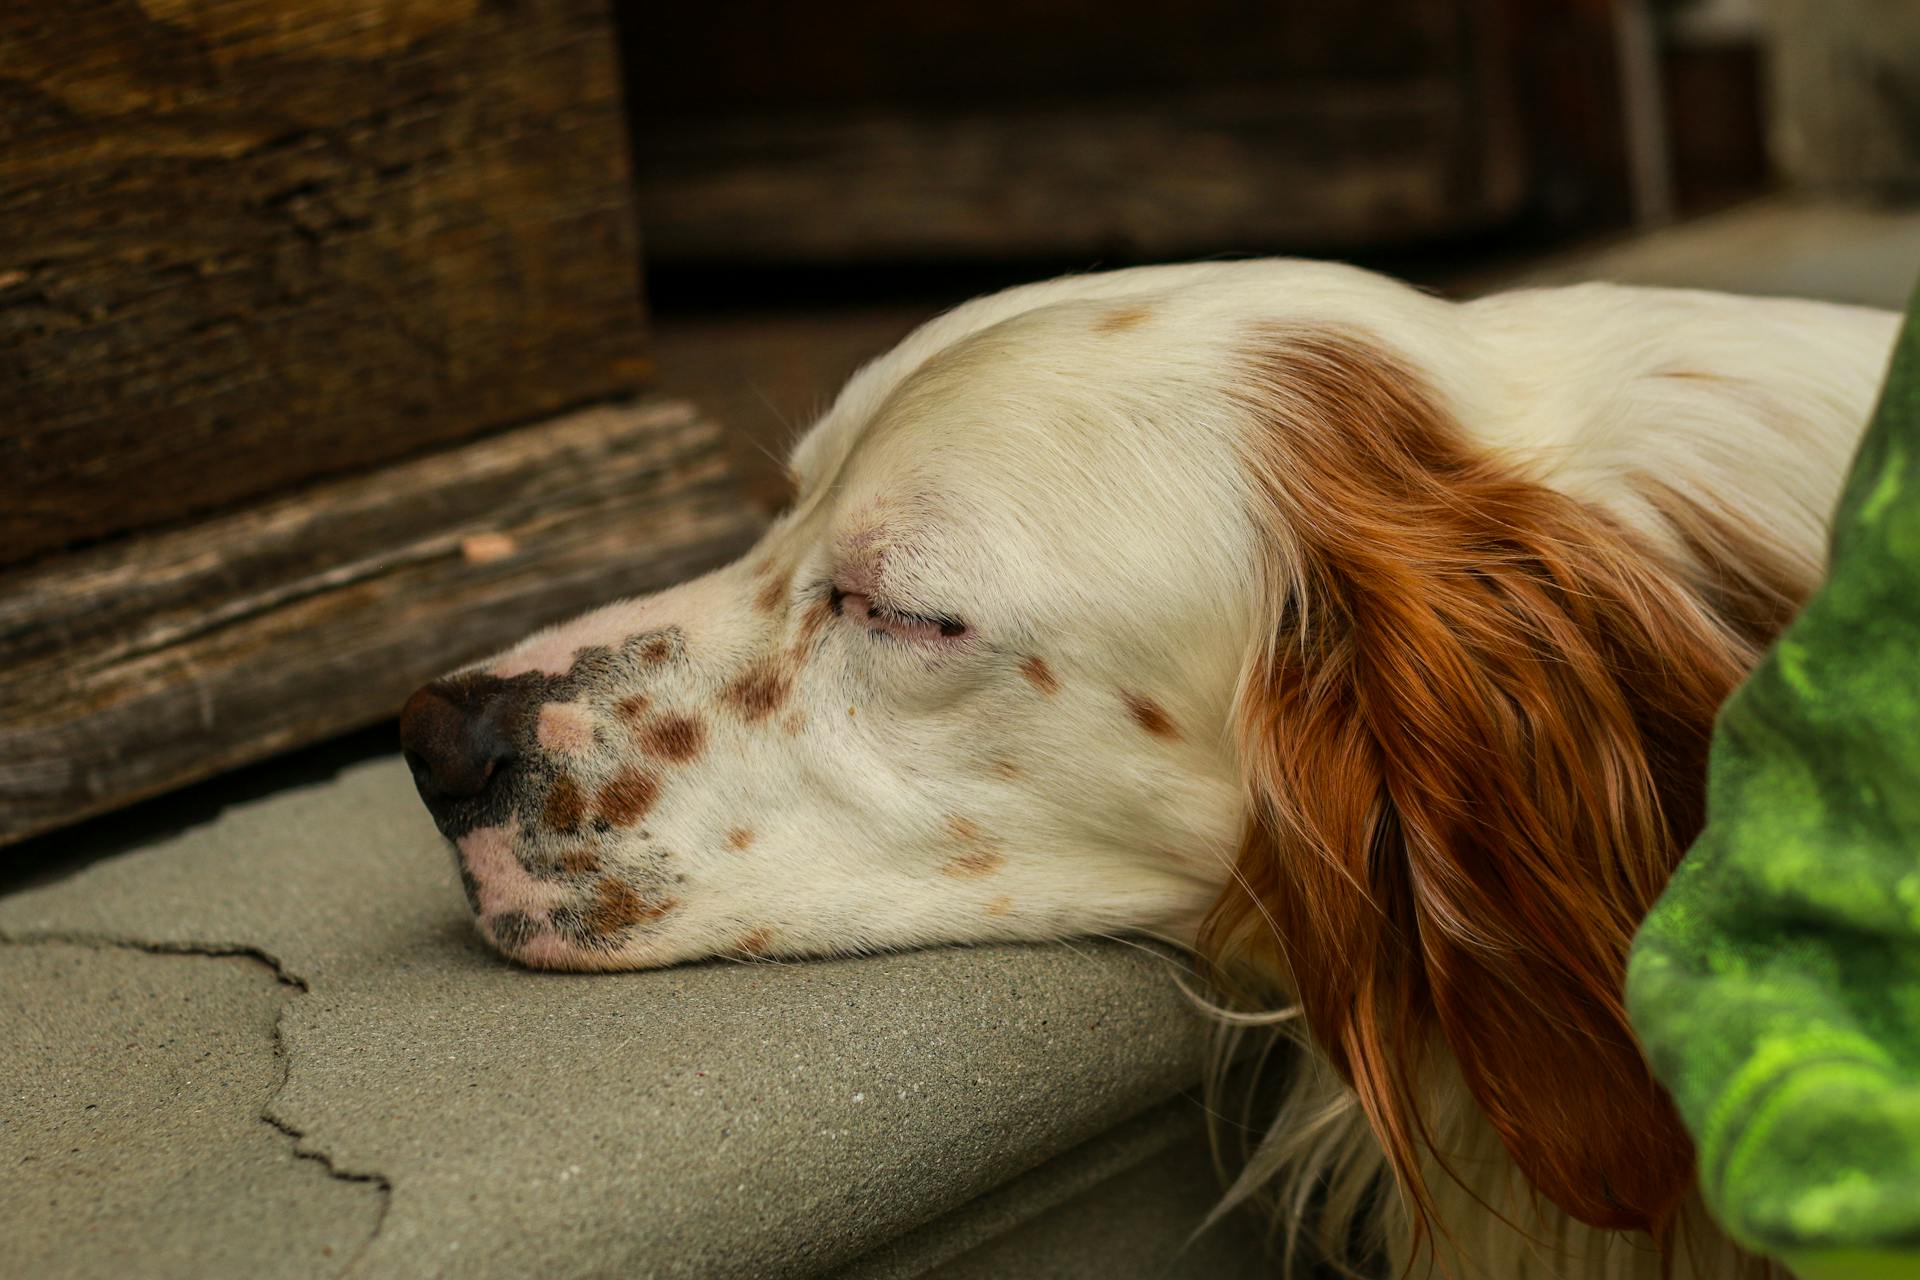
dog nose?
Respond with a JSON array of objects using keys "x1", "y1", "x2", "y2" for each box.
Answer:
[{"x1": 399, "y1": 677, "x2": 523, "y2": 813}]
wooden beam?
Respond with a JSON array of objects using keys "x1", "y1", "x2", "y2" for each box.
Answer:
[
  {"x1": 0, "y1": 0, "x2": 649, "y2": 563},
  {"x1": 633, "y1": 83, "x2": 1526, "y2": 265},
  {"x1": 0, "y1": 399, "x2": 763, "y2": 846}
]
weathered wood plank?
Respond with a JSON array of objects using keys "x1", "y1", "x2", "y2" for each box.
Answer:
[
  {"x1": 632, "y1": 83, "x2": 1525, "y2": 264},
  {"x1": 0, "y1": 399, "x2": 763, "y2": 846},
  {"x1": 625, "y1": 0, "x2": 1472, "y2": 114},
  {"x1": 0, "y1": 0, "x2": 650, "y2": 563}
]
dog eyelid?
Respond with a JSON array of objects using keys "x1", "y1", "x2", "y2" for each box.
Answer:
[{"x1": 827, "y1": 585, "x2": 968, "y2": 641}]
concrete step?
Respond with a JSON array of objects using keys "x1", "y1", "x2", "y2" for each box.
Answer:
[{"x1": 0, "y1": 757, "x2": 1267, "y2": 1278}]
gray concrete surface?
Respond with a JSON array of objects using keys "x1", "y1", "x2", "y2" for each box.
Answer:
[
  {"x1": 1510, "y1": 195, "x2": 1920, "y2": 310},
  {"x1": 1, "y1": 943, "x2": 383, "y2": 1276},
  {"x1": 0, "y1": 757, "x2": 1231, "y2": 1278}
]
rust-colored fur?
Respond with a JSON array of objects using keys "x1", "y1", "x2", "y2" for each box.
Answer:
[{"x1": 1201, "y1": 331, "x2": 1808, "y2": 1260}]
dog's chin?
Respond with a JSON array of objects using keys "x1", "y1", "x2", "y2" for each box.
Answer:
[
  {"x1": 478, "y1": 920, "x2": 671, "y2": 972},
  {"x1": 467, "y1": 892, "x2": 695, "y2": 971}
]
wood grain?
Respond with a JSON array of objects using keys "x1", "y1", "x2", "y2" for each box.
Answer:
[
  {"x1": 0, "y1": 0, "x2": 650, "y2": 563},
  {"x1": 633, "y1": 83, "x2": 1525, "y2": 264},
  {"x1": 0, "y1": 399, "x2": 763, "y2": 846},
  {"x1": 625, "y1": 0, "x2": 1472, "y2": 114}
]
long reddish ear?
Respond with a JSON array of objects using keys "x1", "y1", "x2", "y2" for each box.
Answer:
[{"x1": 1200, "y1": 332, "x2": 1806, "y2": 1242}]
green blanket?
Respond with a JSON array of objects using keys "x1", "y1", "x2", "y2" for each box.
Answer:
[{"x1": 1628, "y1": 292, "x2": 1920, "y2": 1280}]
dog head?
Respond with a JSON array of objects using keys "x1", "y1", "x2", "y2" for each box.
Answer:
[{"x1": 400, "y1": 269, "x2": 1280, "y2": 972}]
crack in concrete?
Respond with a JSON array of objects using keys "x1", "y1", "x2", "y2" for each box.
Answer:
[
  {"x1": 0, "y1": 927, "x2": 310, "y2": 989},
  {"x1": 259, "y1": 1110, "x2": 393, "y2": 1277},
  {"x1": 0, "y1": 929, "x2": 393, "y2": 1276}
]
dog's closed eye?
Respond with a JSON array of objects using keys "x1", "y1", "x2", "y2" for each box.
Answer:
[{"x1": 828, "y1": 585, "x2": 967, "y2": 641}]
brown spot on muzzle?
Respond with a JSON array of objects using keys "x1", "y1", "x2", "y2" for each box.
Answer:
[
  {"x1": 944, "y1": 850, "x2": 1006, "y2": 877},
  {"x1": 792, "y1": 597, "x2": 836, "y2": 652},
  {"x1": 725, "y1": 826, "x2": 756, "y2": 851},
  {"x1": 1093, "y1": 304, "x2": 1152, "y2": 335},
  {"x1": 640, "y1": 713, "x2": 706, "y2": 763},
  {"x1": 542, "y1": 775, "x2": 587, "y2": 834},
  {"x1": 582, "y1": 877, "x2": 676, "y2": 936},
  {"x1": 754, "y1": 572, "x2": 792, "y2": 614},
  {"x1": 615, "y1": 693, "x2": 652, "y2": 725},
  {"x1": 596, "y1": 767, "x2": 660, "y2": 826},
  {"x1": 941, "y1": 816, "x2": 1006, "y2": 877},
  {"x1": 1123, "y1": 692, "x2": 1178, "y2": 739},
  {"x1": 1019, "y1": 656, "x2": 1059, "y2": 695},
  {"x1": 723, "y1": 658, "x2": 793, "y2": 722}
]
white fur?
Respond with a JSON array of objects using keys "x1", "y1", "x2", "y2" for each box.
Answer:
[{"x1": 465, "y1": 261, "x2": 1899, "y2": 1278}]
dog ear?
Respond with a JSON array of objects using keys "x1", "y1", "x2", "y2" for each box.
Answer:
[{"x1": 1201, "y1": 332, "x2": 1796, "y2": 1243}]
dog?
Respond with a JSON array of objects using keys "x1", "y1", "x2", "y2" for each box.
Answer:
[{"x1": 399, "y1": 261, "x2": 1898, "y2": 1279}]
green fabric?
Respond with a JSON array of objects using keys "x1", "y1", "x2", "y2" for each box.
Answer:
[
  {"x1": 1627, "y1": 289, "x2": 1920, "y2": 1265},
  {"x1": 1786, "y1": 1251, "x2": 1920, "y2": 1280}
]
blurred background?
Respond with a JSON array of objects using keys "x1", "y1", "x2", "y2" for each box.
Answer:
[
  {"x1": 629, "y1": 0, "x2": 1920, "y2": 508},
  {"x1": 5, "y1": 0, "x2": 1920, "y2": 866}
]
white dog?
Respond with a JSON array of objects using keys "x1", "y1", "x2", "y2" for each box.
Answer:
[{"x1": 400, "y1": 261, "x2": 1897, "y2": 1279}]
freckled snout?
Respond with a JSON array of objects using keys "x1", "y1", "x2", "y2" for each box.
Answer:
[{"x1": 399, "y1": 677, "x2": 527, "y2": 826}]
